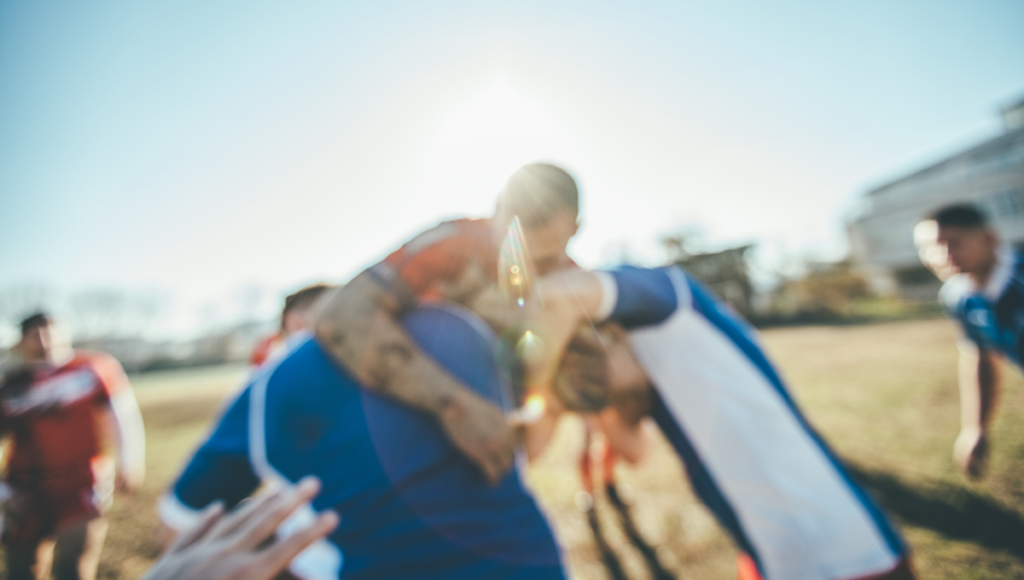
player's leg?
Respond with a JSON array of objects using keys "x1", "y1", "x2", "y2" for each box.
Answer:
[
  {"x1": 51, "y1": 516, "x2": 108, "y2": 580},
  {"x1": 3, "y1": 487, "x2": 56, "y2": 580},
  {"x1": 5, "y1": 539, "x2": 56, "y2": 580}
]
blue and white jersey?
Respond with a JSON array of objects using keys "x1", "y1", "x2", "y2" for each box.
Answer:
[
  {"x1": 160, "y1": 305, "x2": 565, "y2": 580},
  {"x1": 592, "y1": 265, "x2": 906, "y2": 580},
  {"x1": 940, "y1": 246, "x2": 1024, "y2": 366}
]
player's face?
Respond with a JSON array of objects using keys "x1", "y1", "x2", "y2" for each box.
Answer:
[
  {"x1": 19, "y1": 321, "x2": 73, "y2": 364},
  {"x1": 522, "y1": 209, "x2": 578, "y2": 276},
  {"x1": 916, "y1": 220, "x2": 997, "y2": 280},
  {"x1": 19, "y1": 323, "x2": 55, "y2": 362},
  {"x1": 283, "y1": 309, "x2": 309, "y2": 336}
]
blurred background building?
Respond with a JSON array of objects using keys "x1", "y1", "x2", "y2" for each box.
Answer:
[
  {"x1": 674, "y1": 245, "x2": 756, "y2": 318},
  {"x1": 849, "y1": 96, "x2": 1024, "y2": 300}
]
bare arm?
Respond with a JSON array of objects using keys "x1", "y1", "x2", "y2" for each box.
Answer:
[
  {"x1": 309, "y1": 270, "x2": 515, "y2": 484},
  {"x1": 96, "y1": 393, "x2": 145, "y2": 493},
  {"x1": 954, "y1": 345, "x2": 1000, "y2": 478}
]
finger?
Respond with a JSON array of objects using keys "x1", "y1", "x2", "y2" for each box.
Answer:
[
  {"x1": 235, "y1": 477, "x2": 322, "y2": 550},
  {"x1": 256, "y1": 510, "x2": 339, "y2": 578},
  {"x1": 208, "y1": 488, "x2": 283, "y2": 540},
  {"x1": 168, "y1": 502, "x2": 224, "y2": 553}
]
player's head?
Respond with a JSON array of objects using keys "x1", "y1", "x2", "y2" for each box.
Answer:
[
  {"x1": 495, "y1": 163, "x2": 580, "y2": 276},
  {"x1": 17, "y1": 311, "x2": 72, "y2": 364},
  {"x1": 552, "y1": 324, "x2": 650, "y2": 420},
  {"x1": 915, "y1": 204, "x2": 998, "y2": 281},
  {"x1": 282, "y1": 283, "x2": 334, "y2": 335}
]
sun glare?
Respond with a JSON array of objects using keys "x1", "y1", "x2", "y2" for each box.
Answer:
[{"x1": 414, "y1": 76, "x2": 579, "y2": 212}]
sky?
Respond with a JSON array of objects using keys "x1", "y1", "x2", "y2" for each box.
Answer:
[{"x1": 1, "y1": 0, "x2": 1022, "y2": 341}]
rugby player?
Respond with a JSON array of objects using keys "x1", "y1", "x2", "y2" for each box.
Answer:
[
  {"x1": 0, "y1": 313, "x2": 145, "y2": 580},
  {"x1": 526, "y1": 266, "x2": 914, "y2": 580},
  {"x1": 250, "y1": 283, "x2": 334, "y2": 368},
  {"x1": 309, "y1": 162, "x2": 580, "y2": 484},
  {"x1": 914, "y1": 203, "x2": 1023, "y2": 479},
  {"x1": 159, "y1": 304, "x2": 567, "y2": 580}
]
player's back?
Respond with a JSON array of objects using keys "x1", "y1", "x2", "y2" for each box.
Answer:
[
  {"x1": 186, "y1": 304, "x2": 565, "y2": 580},
  {"x1": 600, "y1": 265, "x2": 906, "y2": 580}
]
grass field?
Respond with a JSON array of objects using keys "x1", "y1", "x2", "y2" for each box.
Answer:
[{"x1": 8, "y1": 319, "x2": 1024, "y2": 579}]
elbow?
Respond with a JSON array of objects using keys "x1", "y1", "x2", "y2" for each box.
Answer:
[{"x1": 310, "y1": 274, "x2": 384, "y2": 341}]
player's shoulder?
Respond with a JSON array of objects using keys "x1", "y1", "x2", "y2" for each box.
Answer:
[
  {"x1": 602, "y1": 265, "x2": 684, "y2": 329},
  {"x1": 67, "y1": 350, "x2": 130, "y2": 393},
  {"x1": 67, "y1": 349, "x2": 123, "y2": 371},
  {"x1": 1009, "y1": 249, "x2": 1024, "y2": 286},
  {"x1": 401, "y1": 217, "x2": 490, "y2": 255}
]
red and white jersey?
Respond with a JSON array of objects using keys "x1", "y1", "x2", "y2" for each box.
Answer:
[
  {"x1": 0, "y1": 351, "x2": 135, "y2": 484},
  {"x1": 250, "y1": 333, "x2": 287, "y2": 368},
  {"x1": 373, "y1": 217, "x2": 576, "y2": 303},
  {"x1": 376, "y1": 218, "x2": 500, "y2": 302}
]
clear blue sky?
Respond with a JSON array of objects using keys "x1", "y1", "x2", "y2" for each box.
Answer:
[{"x1": 1, "y1": 0, "x2": 1021, "y2": 338}]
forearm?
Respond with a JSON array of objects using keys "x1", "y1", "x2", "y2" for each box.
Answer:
[
  {"x1": 467, "y1": 285, "x2": 529, "y2": 332},
  {"x1": 111, "y1": 390, "x2": 146, "y2": 476},
  {"x1": 958, "y1": 348, "x2": 1000, "y2": 434},
  {"x1": 310, "y1": 270, "x2": 466, "y2": 414}
]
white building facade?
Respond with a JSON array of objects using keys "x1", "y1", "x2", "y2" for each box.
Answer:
[{"x1": 849, "y1": 98, "x2": 1024, "y2": 300}]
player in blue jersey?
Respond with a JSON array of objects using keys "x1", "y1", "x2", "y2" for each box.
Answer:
[
  {"x1": 158, "y1": 304, "x2": 566, "y2": 580},
  {"x1": 914, "y1": 203, "x2": 1024, "y2": 479},
  {"x1": 524, "y1": 265, "x2": 914, "y2": 580}
]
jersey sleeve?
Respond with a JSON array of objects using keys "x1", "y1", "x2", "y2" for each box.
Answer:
[
  {"x1": 598, "y1": 266, "x2": 680, "y2": 330},
  {"x1": 160, "y1": 386, "x2": 261, "y2": 531},
  {"x1": 87, "y1": 352, "x2": 131, "y2": 399},
  {"x1": 372, "y1": 220, "x2": 496, "y2": 301},
  {"x1": 939, "y1": 276, "x2": 983, "y2": 350}
]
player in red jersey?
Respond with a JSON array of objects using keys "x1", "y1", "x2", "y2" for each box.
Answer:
[
  {"x1": 310, "y1": 162, "x2": 580, "y2": 483},
  {"x1": 249, "y1": 284, "x2": 334, "y2": 368},
  {"x1": 0, "y1": 313, "x2": 145, "y2": 580}
]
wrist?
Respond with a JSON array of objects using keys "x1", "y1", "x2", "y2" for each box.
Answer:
[{"x1": 435, "y1": 383, "x2": 469, "y2": 417}]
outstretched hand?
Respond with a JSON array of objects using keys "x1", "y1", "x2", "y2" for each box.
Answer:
[{"x1": 142, "y1": 477, "x2": 338, "y2": 580}]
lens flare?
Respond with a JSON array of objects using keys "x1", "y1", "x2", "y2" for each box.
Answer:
[
  {"x1": 509, "y1": 392, "x2": 547, "y2": 426},
  {"x1": 515, "y1": 329, "x2": 546, "y2": 365},
  {"x1": 498, "y1": 216, "x2": 537, "y2": 308}
]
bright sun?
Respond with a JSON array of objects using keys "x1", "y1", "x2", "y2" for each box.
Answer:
[{"x1": 414, "y1": 76, "x2": 579, "y2": 212}]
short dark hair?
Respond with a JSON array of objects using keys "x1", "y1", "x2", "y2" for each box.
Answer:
[
  {"x1": 19, "y1": 312, "x2": 52, "y2": 336},
  {"x1": 281, "y1": 283, "x2": 333, "y2": 327},
  {"x1": 499, "y1": 163, "x2": 579, "y2": 227},
  {"x1": 929, "y1": 203, "x2": 989, "y2": 230}
]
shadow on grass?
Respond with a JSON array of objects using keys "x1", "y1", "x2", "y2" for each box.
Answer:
[{"x1": 846, "y1": 462, "x2": 1024, "y2": 557}]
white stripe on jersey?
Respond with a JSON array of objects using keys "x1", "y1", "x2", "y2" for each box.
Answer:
[
  {"x1": 2, "y1": 369, "x2": 97, "y2": 415},
  {"x1": 628, "y1": 269, "x2": 899, "y2": 580},
  {"x1": 246, "y1": 337, "x2": 343, "y2": 580}
]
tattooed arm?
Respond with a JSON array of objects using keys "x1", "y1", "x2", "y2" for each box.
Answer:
[{"x1": 309, "y1": 269, "x2": 516, "y2": 484}]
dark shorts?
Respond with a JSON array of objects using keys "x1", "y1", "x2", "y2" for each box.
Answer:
[{"x1": 2, "y1": 458, "x2": 113, "y2": 547}]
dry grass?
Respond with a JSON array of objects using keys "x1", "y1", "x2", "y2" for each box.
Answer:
[{"x1": 5, "y1": 319, "x2": 1024, "y2": 579}]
